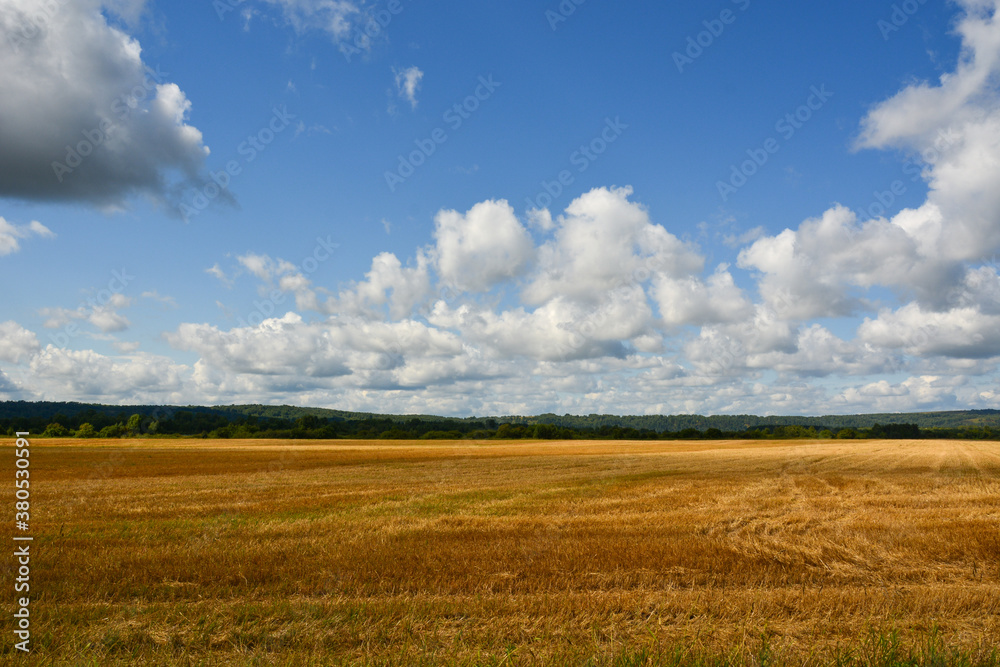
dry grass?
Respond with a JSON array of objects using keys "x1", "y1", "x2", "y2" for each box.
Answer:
[{"x1": 6, "y1": 438, "x2": 1000, "y2": 665}]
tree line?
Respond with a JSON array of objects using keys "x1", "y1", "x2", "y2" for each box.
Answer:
[{"x1": 4, "y1": 406, "x2": 998, "y2": 441}]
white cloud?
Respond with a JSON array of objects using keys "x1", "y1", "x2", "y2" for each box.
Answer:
[
  {"x1": 427, "y1": 286, "x2": 653, "y2": 363},
  {"x1": 394, "y1": 66, "x2": 423, "y2": 109},
  {"x1": 206, "y1": 263, "x2": 233, "y2": 287},
  {"x1": 856, "y1": 0, "x2": 1000, "y2": 152},
  {"x1": 526, "y1": 207, "x2": 555, "y2": 232},
  {"x1": 653, "y1": 265, "x2": 753, "y2": 327},
  {"x1": 952, "y1": 264, "x2": 1000, "y2": 314},
  {"x1": 251, "y1": 0, "x2": 408, "y2": 62},
  {"x1": 88, "y1": 307, "x2": 131, "y2": 333},
  {"x1": 0, "y1": 321, "x2": 39, "y2": 363},
  {"x1": 335, "y1": 251, "x2": 432, "y2": 320},
  {"x1": 858, "y1": 302, "x2": 1000, "y2": 359},
  {"x1": 259, "y1": 0, "x2": 361, "y2": 40},
  {"x1": 236, "y1": 252, "x2": 321, "y2": 312},
  {"x1": 736, "y1": 205, "x2": 956, "y2": 318},
  {"x1": 142, "y1": 290, "x2": 178, "y2": 308},
  {"x1": 433, "y1": 199, "x2": 535, "y2": 293},
  {"x1": 524, "y1": 187, "x2": 703, "y2": 306},
  {"x1": 0, "y1": 0, "x2": 209, "y2": 206},
  {"x1": 854, "y1": 0, "x2": 1000, "y2": 262},
  {"x1": 0, "y1": 369, "x2": 23, "y2": 399},
  {"x1": 832, "y1": 375, "x2": 967, "y2": 413},
  {"x1": 113, "y1": 340, "x2": 141, "y2": 353},
  {"x1": 683, "y1": 306, "x2": 797, "y2": 378},
  {"x1": 747, "y1": 324, "x2": 890, "y2": 378},
  {"x1": 0, "y1": 217, "x2": 53, "y2": 255},
  {"x1": 167, "y1": 313, "x2": 484, "y2": 393},
  {"x1": 39, "y1": 292, "x2": 133, "y2": 334},
  {"x1": 735, "y1": 0, "x2": 1000, "y2": 326},
  {"x1": 28, "y1": 346, "x2": 187, "y2": 402},
  {"x1": 167, "y1": 312, "x2": 349, "y2": 378}
]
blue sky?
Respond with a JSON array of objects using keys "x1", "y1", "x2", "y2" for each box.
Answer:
[{"x1": 1, "y1": 0, "x2": 999, "y2": 416}]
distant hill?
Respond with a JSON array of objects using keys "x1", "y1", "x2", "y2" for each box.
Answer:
[
  {"x1": 523, "y1": 410, "x2": 1000, "y2": 432},
  {"x1": 2, "y1": 400, "x2": 998, "y2": 431},
  {"x1": 0, "y1": 401, "x2": 455, "y2": 423}
]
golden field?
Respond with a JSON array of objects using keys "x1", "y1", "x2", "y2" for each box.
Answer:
[{"x1": 5, "y1": 437, "x2": 1000, "y2": 665}]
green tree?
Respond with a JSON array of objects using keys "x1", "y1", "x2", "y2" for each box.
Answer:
[
  {"x1": 99, "y1": 423, "x2": 125, "y2": 438},
  {"x1": 496, "y1": 423, "x2": 529, "y2": 439},
  {"x1": 76, "y1": 423, "x2": 97, "y2": 438},
  {"x1": 42, "y1": 423, "x2": 69, "y2": 437},
  {"x1": 532, "y1": 423, "x2": 559, "y2": 439},
  {"x1": 296, "y1": 415, "x2": 322, "y2": 430},
  {"x1": 126, "y1": 414, "x2": 142, "y2": 436}
]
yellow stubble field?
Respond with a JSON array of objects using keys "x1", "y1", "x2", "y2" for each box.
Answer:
[{"x1": 6, "y1": 437, "x2": 1000, "y2": 665}]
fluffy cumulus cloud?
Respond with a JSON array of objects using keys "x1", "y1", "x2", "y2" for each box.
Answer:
[
  {"x1": 0, "y1": 0, "x2": 208, "y2": 206},
  {"x1": 524, "y1": 187, "x2": 702, "y2": 306},
  {"x1": 0, "y1": 321, "x2": 40, "y2": 363},
  {"x1": 166, "y1": 312, "x2": 492, "y2": 395},
  {"x1": 27, "y1": 346, "x2": 187, "y2": 402},
  {"x1": 427, "y1": 286, "x2": 652, "y2": 363},
  {"x1": 335, "y1": 251, "x2": 432, "y2": 319},
  {"x1": 654, "y1": 265, "x2": 753, "y2": 327},
  {"x1": 858, "y1": 303, "x2": 1000, "y2": 359},
  {"x1": 736, "y1": 205, "x2": 960, "y2": 318},
  {"x1": 738, "y1": 1, "x2": 1000, "y2": 316},
  {"x1": 167, "y1": 313, "x2": 350, "y2": 378},
  {"x1": 433, "y1": 199, "x2": 535, "y2": 293}
]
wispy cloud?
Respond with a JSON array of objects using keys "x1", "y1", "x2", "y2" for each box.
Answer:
[
  {"x1": 394, "y1": 66, "x2": 424, "y2": 109},
  {"x1": 0, "y1": 218, "x2": 54, "y2": 256}
]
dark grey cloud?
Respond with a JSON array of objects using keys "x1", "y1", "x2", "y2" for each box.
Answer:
[{"x1": 0, "y1": 0, "x2": 208, "y2": 207}]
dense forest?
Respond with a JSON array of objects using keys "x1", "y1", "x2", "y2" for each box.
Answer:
[{"x1": 2, "y1": 401, "x2": 999, "y2": 440}]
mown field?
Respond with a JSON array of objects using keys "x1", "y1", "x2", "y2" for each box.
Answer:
[{"x1": 5, "y1": 438, "x2": 1000, "y2": 665}]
